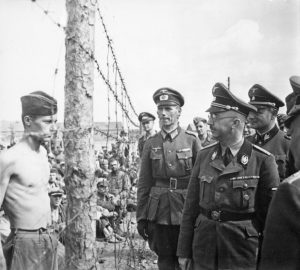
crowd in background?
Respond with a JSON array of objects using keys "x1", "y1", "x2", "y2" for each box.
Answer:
[
  {"x1": 0, "y1": 110, "x2": 289, "y2": 245},
  {"x1": 0, "y1": 100, "x2": 293, "y2": 270}
]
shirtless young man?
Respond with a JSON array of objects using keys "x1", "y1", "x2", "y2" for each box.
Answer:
[{"x1": 0, "y1": 91, "x2": 58, "y2": 270}]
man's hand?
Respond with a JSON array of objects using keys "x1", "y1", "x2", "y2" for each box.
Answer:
[
  {"x1": 178, "y1": 257, "x2": 192, "y2": 270},
  {"x1": 137, "y1": 220, "x2": 148, "y2": 241}
]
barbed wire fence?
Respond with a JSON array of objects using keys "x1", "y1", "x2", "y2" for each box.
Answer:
[
  {"x1": 14, "y1": 1, "x2": 153, "y2": 270},
  {"x1": 31, "y1": 0, "x2": 139, "y2": 132}
]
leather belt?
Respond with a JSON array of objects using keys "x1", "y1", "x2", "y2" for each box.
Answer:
[
  {"x1": 155, "y1": 176, "x2": 190, "y2": 189},
  {"x1": 11, "y1": 227, "x2": 48, "y2": 233},
  {"x1": 200, "y1": 207, "x2": 255, "y2": 222}
]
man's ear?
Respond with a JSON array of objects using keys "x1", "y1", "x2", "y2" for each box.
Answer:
[
  {"x1": 177, "y1": 106, "x2": 182, "y2": 116},
  {"x1": 23, "y1": 115, "x2": 32, "y2": 127},
  {"x1": 270, "y1": 114, "x2": 276, "y2": 121},
  {"x1": 232, "y1": 117, "x2": 242, "y2": 129}
]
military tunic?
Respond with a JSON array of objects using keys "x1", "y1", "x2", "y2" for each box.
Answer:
[
  {"x1": 177, "y1": 139, "x2": 279, "y2": 270},
  {"x1": 137, "y1": 127, "x2": 201, "y2": 225},
  {"x1": 259, "y1": 171, "x2": 300, "y2": 270},
  {"x1": 137, "y1": 127, "x2": 201, "y2": 268},
  {"x1": 247, "y1": 125, "x2": 290, "y2": 181},
  {"x1": 138, "y1": 134, "x2": 152, "y2": 157}
]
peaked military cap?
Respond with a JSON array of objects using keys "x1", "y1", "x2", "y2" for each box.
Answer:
[
  {"x1": 289, "y1": 75, "x2": 300, "y2": 95},
  {"x1": 153, "y1": 87, "x2": 184, "y2": 107},
  {"x1": 285, "y1": 92, "x2": 296, "y2": 115},
  {"x1": 138, "y1": 112, "x2": 156, "y2": 123},
  {"x1": 193, "y1": 117, "x2": 207, "y2": 125},
  {"x1": 206, "y1": 82, "x2": 257, "y2": 116},
  {"x1": 284, "y1": 76, "x2": 300, "y2": 128},
  {"x1": 248, "y1": 84, "x2": 284, "y2": 108},
  {"x1": 21, "y1": 91, "x2": 57, "y2": 116}
]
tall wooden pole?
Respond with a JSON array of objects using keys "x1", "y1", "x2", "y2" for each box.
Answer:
[{"x1": 64, "y1": 0, "x2": 99, "y2": 269}]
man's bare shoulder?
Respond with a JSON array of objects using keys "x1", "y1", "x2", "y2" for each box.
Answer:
[
  {"x1": 0, "y1": 146, "x2": 19, "y2": 166},
  {"x1": 0, "y1": 141, "x2": 46, "y2": 166},
  {"x1": 0, "y1": 145, "x2": 23, "y2": 184}
]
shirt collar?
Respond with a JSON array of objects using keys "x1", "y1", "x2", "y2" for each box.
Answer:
[
  {"x1": 220, "y1": 137, "x2": 244, "y2": 157},
  {"x1": 161, "y1": 126, "x2": 180, "y2": 140},
  {"x1": 255, "y1": 124, "x2": 279, "y2": 145}
]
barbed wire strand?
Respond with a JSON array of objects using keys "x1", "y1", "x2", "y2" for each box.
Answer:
[
  {"x1": 95, "y1": 2, "x2": 139, "y2": 118},
  {"x1": 31, "y1": 0, "x2": 139, "y2": 128},
  {"x1": 52, "y1": 39, "x2": 64, "y2": 97},
  {"x1": 106, "y1": 44, "x2": 111, "y2": 148},
  {"x1": 114, "y1": 65, "x2": 119, "y2": 135}
]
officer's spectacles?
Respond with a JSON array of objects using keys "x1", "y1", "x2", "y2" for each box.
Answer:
[
  {"x1": 208, "y1": 114, "x2": 235, "y2": 123},
  {"x1": 254, "y1": 106, "x2": 272, "y2": 115}
]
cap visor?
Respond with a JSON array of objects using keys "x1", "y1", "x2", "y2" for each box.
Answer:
[
  {"x1": 157, "y1": 101, "x2": 180, "y2": 107},
  {"x1": 205, "y1": 106, "x2": 226, "y2": 113}
]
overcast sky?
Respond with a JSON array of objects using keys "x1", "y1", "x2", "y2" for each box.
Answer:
[{"x1": 0, "y1": 0, "x2": 299, "y2": 129}]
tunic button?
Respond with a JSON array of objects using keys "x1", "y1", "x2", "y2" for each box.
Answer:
[
  {"x1": 243, "y1": 194, "x2": 250, "y2": 201},
  {"x1": 169, "y1": 163, "x2": 172, "y2": 167},
  {"x1": 219, "y1": 187, "x2": 225, "y2": 192},
  {"x1": 243, "y1": 183, "x2": 248, "y2": 189},
  {"x1": 168, "y1": 150, "x2": 171, "y2": 153}
]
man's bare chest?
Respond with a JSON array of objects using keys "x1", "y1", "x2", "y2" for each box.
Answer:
[{"x1": 10, "y1": 153, "x2": 50, "y2": 187}]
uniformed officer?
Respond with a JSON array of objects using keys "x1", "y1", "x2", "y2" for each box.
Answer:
[
  {"x1": 260, "y1": 75, "x2": 300, "y2": 270},
  {"x1": 193, "y1": 117, "x2": 215, "y2": 147},
  {"x1": 285, "y1": 75, "x2": 300, "y2": 176},
  {"x1": 177, "y1": 83, "x2": 279, "y2": 270},
  {"x1": 137, "y1": 112, "x2": 156, "y2": 157},
  {"x1": 247, "y1": 84, "x2": 290, "y2": 181},
  {"x1": 136, "y1": 87, "x2": 201, "y2": 270}
]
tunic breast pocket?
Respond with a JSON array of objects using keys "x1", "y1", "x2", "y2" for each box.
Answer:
[
  {"x1": 275, "y1": 154, "x2": 287, "y2": 179},
  {"x1": 232, "y1": 178, "x2": 258, "y2": 209},
  {"x1": 150, "y1": 148, "x2": 163, "y2": 177},
  {"x1": 199, "y1": 175, "x2": 214, "y2": 203},
  {"x1": 176, "y1": 149, "x2": 193, "y2": 173}
]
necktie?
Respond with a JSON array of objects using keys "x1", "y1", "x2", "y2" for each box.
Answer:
[
  {"x1": 165, "y1": 133, "x2": 172, "y2": 141},
  {"x1": 223, "y1": 147, "x2": 233, "y2": 166}
]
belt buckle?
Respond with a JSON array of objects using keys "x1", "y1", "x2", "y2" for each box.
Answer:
[
  {"x1": 211, "y1": 210, "x2": 221, "y2": 221},
  {"x1": 170, "y1": 177, "x2": 177, "y2": 189}
]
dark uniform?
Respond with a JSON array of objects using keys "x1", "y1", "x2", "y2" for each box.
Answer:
[
  {"x1": 177, "y1": 83, "x2": 279, "y2": 270},
  {"x1": 259, "y1": 172, "x2": 300, "y2": 270},
  {"x1": 247, "y1": 125, "x2": 290, "y2": 181},
  {"x1": 247, "y1": 84, "x2": 290, "y2": 181},
  {"x1": 138, "y1": 112, "x2": 156, "y2": 157},
  {"x1": 137, "y1": 88, "x2": 201, "y2": 270},
  {"x1": 260, "y1": 75, "x2": 300, "y2": 270},
  {"x1": 138, "y1": 133, "x2": 155, "y2": 157},
  {"x1": 285, "y1": 76, "x2": 300, "y2": 176}
]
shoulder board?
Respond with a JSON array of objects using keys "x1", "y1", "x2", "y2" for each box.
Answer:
[
  {"x1": 201, "y1": 141, "x2": 218, "y2": 150},
  {"x1": 283, "y1": 171, "x2": 300, "y2": 184},
  {"x1": 252, "y1": 144, "x2": 271, "y2": 156},
  {"x1": 185, "y1": 130, "x2": 197, "y2": 137}
]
